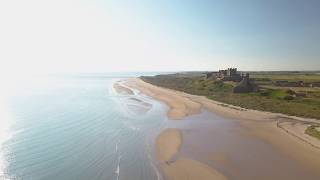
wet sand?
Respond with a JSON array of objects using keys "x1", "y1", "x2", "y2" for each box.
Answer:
[
  {"x1": 278, "y1": 121, "x2": 320, "y2": 149},
  {"x1": 163, "y1": 158, "x2": 227, "y2": 180},
  {"x1": 156, "y1": 128, "x2": 182, "y2": 162},
  {"x1": 156, "y1": 128, "x2": 228, "y2": 180},
  {"x1": 125, "y1": 78, "x2": 201, "y2": 119},
  {"x1": 175, "y1": 111, "x2": 320, "y2": 179},
  {"x1": 126, "y1": 78, "x2": 320, "y2": 180}
]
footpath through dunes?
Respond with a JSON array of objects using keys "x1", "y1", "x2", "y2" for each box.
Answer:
[{"x1": 126, "y1": 77, "x2": 320, "y2": 180}]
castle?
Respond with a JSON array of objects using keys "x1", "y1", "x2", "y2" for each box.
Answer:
[
  {"x1": 206, "y1": 68, "x2": 244, "y2": 82},
  {"x1": 205, "y1": 68, "x2": 257, "y2": 93}
]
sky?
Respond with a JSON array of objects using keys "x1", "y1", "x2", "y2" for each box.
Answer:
[{"x1": 0, "y1": 0, "x2": 320, "y2": 74}]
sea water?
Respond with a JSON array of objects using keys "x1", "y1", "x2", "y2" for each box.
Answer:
[
  {"x1": 2, "y1": 73, "x2": 320, "y2": 180},
  {"x1": 0, "y1": 74, "x2": 167, "y2": 180}
]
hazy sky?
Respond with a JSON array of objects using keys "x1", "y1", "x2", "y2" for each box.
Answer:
[{"x1": 0, "y1": 0, "x2": 320, "y2": 74}]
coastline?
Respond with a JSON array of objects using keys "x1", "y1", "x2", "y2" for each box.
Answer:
[
  {"x1": 125, "y1": 78, "x2": 201, "y2": 120},
  {"x1": 126, "y1": 77, "x2": 320, "y2": 179}
]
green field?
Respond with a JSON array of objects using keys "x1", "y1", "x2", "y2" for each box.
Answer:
[
  {"x1": 141, "y1": 72, "x2": 320, "y2": 120},
  {"x1": 305, "y1": 125, "x2": 320, "y2": 140},
  {"x1": 249, "y1": 71, "x2": 320, "y2": 83}
]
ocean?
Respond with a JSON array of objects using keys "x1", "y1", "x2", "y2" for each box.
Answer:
[
  {"x1": 1, "y1": 73, "x2": 320, "y2": 180},
  {"x1": 0, "y1": 73, "x2": 167, "y2": 180}
]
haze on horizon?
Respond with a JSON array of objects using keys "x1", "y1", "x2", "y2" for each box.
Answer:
[{"x1": 0, "y1": 0, "x2": 320, "y2": 75}]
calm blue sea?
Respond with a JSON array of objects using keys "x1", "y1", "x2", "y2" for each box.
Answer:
[{"x1": 0, "y1": 73, "x2": 167, "y2": 180}]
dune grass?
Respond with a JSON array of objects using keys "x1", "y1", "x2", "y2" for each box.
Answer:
[
  {"x1": 305, "y1": 125, "x2": 320, "y2": 140},
  {"x1": 141, "y1": 74, "x2": 320, "y2": 120}
]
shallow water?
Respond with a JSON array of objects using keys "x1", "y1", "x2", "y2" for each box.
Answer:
[
  {"x1": 1, "y1": 74, "x2": 320, "y2": 180},
  {"x1": 168, "y1": 111, "x2": 320, "y2": 180},
  {"x1": 0, "y1": 75, "x2": 167, "y2": 180}
]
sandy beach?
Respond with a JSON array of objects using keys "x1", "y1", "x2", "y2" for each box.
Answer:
[
  {"x1": 126, "y1": 78, "x2": 320, "y2": 180},
  {"x1": 125, "y1": 78, "x2": 201, "y2": 119}
]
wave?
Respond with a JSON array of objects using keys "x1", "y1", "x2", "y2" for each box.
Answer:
[
  {"x1": 114, "y1": 155, "x2": 121, "y2": 180},
  {"x1": 0, "y1": 101, "x2": 15, "y2": 180},
  {"x1": 1, "y1": 77, "x2": 167, "y2": 180},
  {"x1": 115, "y1": 140, "x2": 121, "y2": 180}
]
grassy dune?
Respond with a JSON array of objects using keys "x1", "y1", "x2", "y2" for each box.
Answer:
[
  {"x1": 305, "y1": 125, "x2": 320, "y2": 140},
  {"x1": 141, "y1": 73, "x2": 320, "y2": 120}
]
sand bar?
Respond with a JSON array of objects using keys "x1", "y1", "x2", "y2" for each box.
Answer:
[
  {"x1": 125, "y1": 78, "x2": 201, "y2": 119},
  {"x1": 156, "y1": 129, "x2": 228, "y2": 180},
  {"x1": 113, "y1": 82, "x2": 134, "y2": 95},
  {"x1": 156, "y1": 128, "x2": 182, "y2": 162}
]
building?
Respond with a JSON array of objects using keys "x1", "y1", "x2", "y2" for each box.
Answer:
[
  {"x1": 205, "y1": 72, "x2": 215, "y2": 79},
  {"x1": 233, "y1": 73, "x2": 257, "y2": 93},
  {"x1": 275, "y1": 81, "x2": 304, "y2": 87},
  {"x1": 217, "y1": 68, "x2": 242, "y2": 82},
  {"x1": 205, "y1": 68, "x2": 248, "y2": 82},
  {"x1": 309, "y1": 82, "x2": 320, "y2": 87}
]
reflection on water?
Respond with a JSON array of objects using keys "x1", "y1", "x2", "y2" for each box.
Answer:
[
  {"x1": 0, "y1": 75, "x2": 166, "y2": 180},
  {"x1": 171, "y1": 111, "x2": 320, "y2": 180},
  {"x1": 1, "y1": 74, "x2": 319, "y2": 180}
]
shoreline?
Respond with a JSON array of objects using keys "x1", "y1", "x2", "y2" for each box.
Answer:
[
  {"x1": 127, "y1": 78, "x2": 320, "y2": 144},
  {"x1": 125, "y1": 78, "x2": 228, "y2": 179},
  {"x1": 125, "y1": 77, "x2": 320, "y2": 179},
  {"x1": 125, "y1": 78, "x2": 202, "y2": 120}
]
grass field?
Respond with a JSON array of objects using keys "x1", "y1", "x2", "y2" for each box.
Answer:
[
  {"x1": 141, "y1": 72, "x2": 320, "y2": 120},
  {"x1": 305, "y1": 125, "x2": 320, "y2": 140},
  {"x1": 249, "y1": 71, "x2": 320, "y2": 83}
]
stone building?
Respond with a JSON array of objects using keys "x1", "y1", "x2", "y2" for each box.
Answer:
[
  {"x1": 310, "y1": 82, "x2": 320, "y2": 87},
  {"x1": 205, "y1": 72, "x2": 215, "y2": 79},
  {"x1": 205, "y1": 68, "x2": 248, "y2": 82},
  {"x1": 217, "y1": 68, "x2": 242, "y2": 82},
  {"x1": 275, "y1": 81, "x2": 304, "y2": 87},
  {"x1": 233, "y1": 73, "x2": 257, "y2": 93}
]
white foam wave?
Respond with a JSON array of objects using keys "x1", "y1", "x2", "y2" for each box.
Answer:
[
  {"x1": 128, "y1": 125, "x2": 139, "y2": 131},
  {"x1": 114, "y1": 155, "x2": 121, "y2": 180},
  {"x1": 115, "y1": 139, "x2": 120, "y2": 154},
  {"x1": 0, "y1": 100, "x2": 14, "y2": 180}
]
